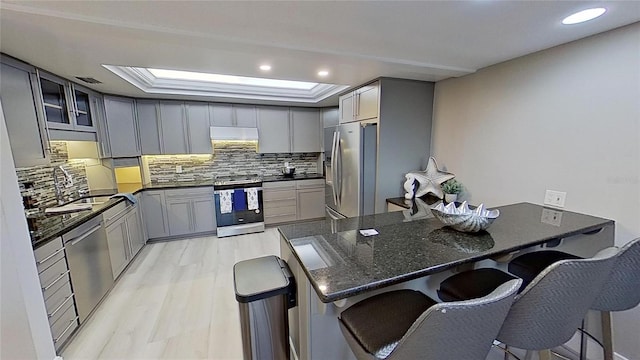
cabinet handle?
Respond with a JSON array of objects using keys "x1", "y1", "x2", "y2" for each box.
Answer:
[
  {"x1": 53, "y1": 317, "x2": 78, "y2": 343},
  {"x1": 36, "y1": 247, "x2": 65, "y2": 265},
  {"x1": 42, "y1": 270, "x2": 70, "y2": 292},
  {"x1": 48, "y1": 294, "x2": 74, "y2": 318}
]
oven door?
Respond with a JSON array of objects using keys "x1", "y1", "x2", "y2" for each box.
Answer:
[{"x1": 214, "y1": 187, "x2": 264, "y2": 227}]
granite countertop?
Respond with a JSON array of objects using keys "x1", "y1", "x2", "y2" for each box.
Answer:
[
  {"x1": 29, "y1": 190, "x2": 129, "y2": 249},
  {"x1": 278, "y1": 202, "x2": 614, "y2": 303},
  {"x1": 29, "y1": 174, "x2": 324, "y2": 249},
  {"x1": 261, "y1": 173, "x2": 324, "y2": 182}
]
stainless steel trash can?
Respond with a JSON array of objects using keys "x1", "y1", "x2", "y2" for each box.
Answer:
[{"x1": 234, "y1": 255, "x2": 296, "y2": 360}]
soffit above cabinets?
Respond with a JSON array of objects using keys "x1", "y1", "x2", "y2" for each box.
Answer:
[{"x1": 1, "y1": 1, "x2": 638, "y2": 106}]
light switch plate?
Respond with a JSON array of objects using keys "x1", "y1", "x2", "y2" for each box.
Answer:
[
  {"x1": 176, "y1": 165, "x2": 182, "y2": 173},
  {"x1": 544, "y1": 190, "x2": 566, "y2": 208}
]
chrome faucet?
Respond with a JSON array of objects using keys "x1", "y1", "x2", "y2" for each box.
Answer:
[{"x1": 53, "y1": 165, "x2": 73, "y2": 205}]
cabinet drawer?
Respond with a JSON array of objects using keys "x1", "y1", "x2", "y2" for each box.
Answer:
[
  {"x1": 34, "y1": 237, "x2": 64, "y2": 267},
  {"x1": 264, "y1": 205, "x2": 297, "y2": 218},
  {"x1": 265, "y1": 213, "x2": 298, "y2": 225},
  {"x1": 44, "y1": 276, "x2": 72, "y2": 308},
  {"x1": 165, "y1": 187, "x2": 214, "y2": 199},
  {"x1": 39, "y1": 257, "x2": 69, "y2": 291},
  {"x1": 50, "y1": 302, "x2": 78, "y2": 346},
  {"x1": 36, "y1": 246, "x2": 66, "y2": 274},
  {"x1": 296, "y1": 179, "x2": 325, "y2": 189},
  {"x1": 264, "y1": 190, "x2": 296, "y2": 201},
  {"x1": 264, "y1": 198, "x2": 297, "y2": 209},
  {"x1": 263, "y1": 181, "x2": 296, "y2": 190},
  {"x1": 47, "y1": 292, "x2": 75, "y2": 327},
  {"x1": 103, "y1": 202, "x2": 129, "y2": 225},
  {"x1": 42, "y1": 272, "x2": 71, "y2": 302}
]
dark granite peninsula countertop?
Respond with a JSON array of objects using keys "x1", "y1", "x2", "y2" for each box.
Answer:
[{"x1": 278, "y1": 202, "x2": 614, "y2": 303}]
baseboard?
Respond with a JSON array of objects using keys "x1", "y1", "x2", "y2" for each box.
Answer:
[{"x1": 614, "y1": 352, "x2": 630, "y2": 360}]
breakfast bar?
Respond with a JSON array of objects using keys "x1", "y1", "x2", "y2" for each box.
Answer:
[{"x1": 278, "y1": 202, "x2": 614, "y2": 360}]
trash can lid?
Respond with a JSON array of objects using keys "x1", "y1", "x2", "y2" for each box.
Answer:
[{"x1": 234, "y1": 255, "x2": 291, "y2": 303}]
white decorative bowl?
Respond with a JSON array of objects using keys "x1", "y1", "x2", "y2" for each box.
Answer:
[{"x1": 430, "y1": 201, "x2": 500, "y2": 233}]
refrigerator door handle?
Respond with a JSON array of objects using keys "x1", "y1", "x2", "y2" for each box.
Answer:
[
  {"x1": 336, "y1": 131, "x2": 342, "y2": 207},
  {"x1": 331, "y1": 130, "x2": 340, "y2": 207}
]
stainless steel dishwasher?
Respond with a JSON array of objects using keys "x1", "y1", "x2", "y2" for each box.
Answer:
[{"x1": 63, "y1": 215, "x2": 114, "y2": 323}]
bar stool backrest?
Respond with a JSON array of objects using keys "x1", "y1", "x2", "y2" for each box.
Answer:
[
  {"x1": 591, "y1": 237, "x2": 640, "y2": 312},
  {"x1": 385, "y1": 279, "x2": 522, "y2": 360},
  {"x1": 497, "y1": 247, "x2": 619, "y2": 350}
]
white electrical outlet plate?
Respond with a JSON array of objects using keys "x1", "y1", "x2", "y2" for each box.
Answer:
[
  {"x1": 176, "y1": 165, "x2": 182, "y2": 173},
  {"x1": 541, "y1": 208, "x2": 563, "y2": 226},
  {"x1": 544, "y1": 190, "x2": 566, "y2": 208}
]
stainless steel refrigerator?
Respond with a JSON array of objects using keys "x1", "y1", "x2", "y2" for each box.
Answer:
[{"x1": 325, "y1": 121, "x2": 377, "y2": 219}]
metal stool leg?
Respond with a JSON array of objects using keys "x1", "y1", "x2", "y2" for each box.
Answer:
[
  {"x1": 601, "y1": 311, "x2": 614, "y2": 360},
  {"x1": 538, "y1": 350, "x2": 552, "y2": 360}
]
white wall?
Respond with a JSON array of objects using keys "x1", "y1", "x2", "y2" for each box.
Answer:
[
  {"x1": 1, "y1": 103, "x2": 56, "y2": 358},
  {"x1": 431, "y1": 23, "x2": 640, "y2": 359}
]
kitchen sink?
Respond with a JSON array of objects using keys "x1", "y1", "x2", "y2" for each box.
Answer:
[{"x1": 44, "y1": 195, "x2": 112, "y2": 215}]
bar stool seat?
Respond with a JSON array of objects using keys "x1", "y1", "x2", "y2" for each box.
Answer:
[
  {"x1": 438, "y1": 268, "x2": 518, "y2": 301},
  {"x1": 340, "y1": 290, "x2": 435, "y2": 356},
  {"x1": 339, "y1": 280, "x2": 522, "y2": 360},
  {"x1": 508, "y1": 250, "x2": 580, "y2": 285}
]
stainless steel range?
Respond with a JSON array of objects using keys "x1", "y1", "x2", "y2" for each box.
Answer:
[{"x1": 214, "y1": 176, "x2": 265, "y2": 237}]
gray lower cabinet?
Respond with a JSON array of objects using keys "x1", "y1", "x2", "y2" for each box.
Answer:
[
  {"x1": 296, "y1": 179, "x2": 325, "y2": 220},
  {"x1": 142, "y1": 190, "x2": 170, "y2": 239},
  {"x1": 143, "y1": 188, "x2": 216, "y2": 239},
  {"x1": 165, "y1": 188, "x2": 216, "y2": 236},
  {"x1": 1, "y1": 58, "x2": 50, "y2": 167},
  {"x1": 104, "y1": 96, "x2": 141, "y2": 157},
  {"x1": 264, "y1": 180, "x2": 325, "y2": 224},
  {"x1": 33, "y1": 237, "x2": 79, "y2": 351},
  {"x1": 104, "y1": 202, "x2": 145, "y2": 279}
]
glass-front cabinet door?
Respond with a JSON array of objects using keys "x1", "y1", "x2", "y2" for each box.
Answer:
[
  {"x1": 38, "y1": 71, "x2": 96, "y2": 132},
  {"x1": 40, "y1": 76, "x2": 72, "y2": 127}
]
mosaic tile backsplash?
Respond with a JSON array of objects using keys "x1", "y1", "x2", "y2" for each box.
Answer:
[
  {"x1": 146, "y1": 141, "x2": 320, "y2": 183},
  {"x1": 16, "y1": 142, "x2": 90, "y2": 211}
]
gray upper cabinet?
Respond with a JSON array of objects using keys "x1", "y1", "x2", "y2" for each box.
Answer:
[
  {"x1": 339, "y1": 81, "x2": 379, "y2": 123},
  {"x1": 209, "y1": 103, "x2": 257, "y2": 128},
  {"x1": 185, "y1": 102, "x2": 212, "y2": 154},
  {"x1": 321, "y1": 107, "x2": 339, "y2": 128},
  {"x1": 136, "y1": 100, "x2": 162, "y2": 155},
  {"x1": 1, "y1": 58, "x2": 50, "y2": 167},
  {"x1": 38, "y1": 71, "x2": 97, "y2": 133},
  {"x1": 104, "y1": 96, "x2": 141, "y2": 157},
  {"x1": 90, "y1": 93, "x2": 111, "y2": 158},
  {"x1": 159, "y1": 101, "x2": 188, "y2": 154},
  {"x1": 209, "y1": 103, "x2": 234, "y2": 126},
  {"x1": 234, "y1": 105, "x2": 258, "y2": 127},
  {"x1": 291, "y1": 108, "x2": 321, "y2": 153},
  {"x1": 257, "y1": 106, "x2": 291, "y2": 153}
]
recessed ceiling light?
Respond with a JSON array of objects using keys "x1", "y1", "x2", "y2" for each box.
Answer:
[
  {"x1": 259, "y1": 64, "x2": 271, "y2": 71},
  {"x1": 562, "y1": 8, "x2": 606, "y2": 25},
  {"x1": 318, "y1": 70, "x2": 329, "y2": 77},
  {"x1": 147, "y1": 68, "x2": 317, "y2": 90}
]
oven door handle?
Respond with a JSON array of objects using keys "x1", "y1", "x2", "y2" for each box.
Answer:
[{"x1": 214, "y1": 187, "x2": 263, "y2": 194}]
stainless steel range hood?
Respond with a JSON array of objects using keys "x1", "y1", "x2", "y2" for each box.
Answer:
[{"x1": 210, "y1": 126, "x2": 259, "y2": 141}]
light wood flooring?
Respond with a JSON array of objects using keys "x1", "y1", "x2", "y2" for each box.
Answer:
[{"x1": 61, "y1": 228, "x2": 561, "y2": 360}]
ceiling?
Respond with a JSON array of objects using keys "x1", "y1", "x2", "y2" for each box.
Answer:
[{"x1": 1, "y1": 1, "x2": 639, "y2": 107}]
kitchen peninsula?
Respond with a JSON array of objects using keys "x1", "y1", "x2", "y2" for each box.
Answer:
[{"x1": 278, "y1": 202, "x2": 614, "y2": 360}]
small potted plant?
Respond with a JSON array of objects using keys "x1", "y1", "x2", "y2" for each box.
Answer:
[{"x1": 442, "y1": 179, "x2": 463, "y2": 203}]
